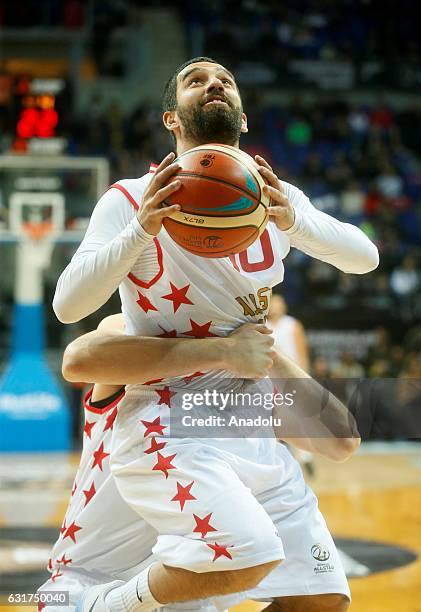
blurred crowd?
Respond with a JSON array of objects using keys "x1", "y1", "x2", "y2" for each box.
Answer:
[
  {"x1": 196, "y1": 0, "x2": 420, "y2": 83},
  {"x1": 1, "y1": 0, "x2": 420, "y2": 84},
  {"x1": 310, "y1": 326, "x2": 421, "y2": 380}
]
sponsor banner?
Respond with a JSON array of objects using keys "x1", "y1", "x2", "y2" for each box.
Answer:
[{"x1": 0, "y1": 354, "x2": 70, "y2": 451}]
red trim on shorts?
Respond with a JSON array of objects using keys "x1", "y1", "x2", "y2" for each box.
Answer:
[{"x1": 83, "y1": 387, "x2": 126, "y2": 415}]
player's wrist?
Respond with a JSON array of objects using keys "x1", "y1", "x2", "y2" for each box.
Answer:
[
  {"x1": 132, "y1": 215, "x2": 156, "y2": 239},
  {"x1": 218, "y1": 337, "x2": 238, "y2": 372},
  {"x1": 283, "y1": 207, "x2": 301, "y2": 235}
]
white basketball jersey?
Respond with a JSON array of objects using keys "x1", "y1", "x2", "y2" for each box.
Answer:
[{"x1": 109, "y1": 167, "x2": 289, "y2": 389}]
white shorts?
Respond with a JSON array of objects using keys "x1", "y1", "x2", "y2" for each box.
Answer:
[
  {"x1": 110, "y1": 386, "x2": 348, "y2": 600},
  {"x1": 39, "y1": 440, "x2": 349, "y2": 610},
  {"x1": 39, "y1": 377, "x2": 349, "y2": 609}
]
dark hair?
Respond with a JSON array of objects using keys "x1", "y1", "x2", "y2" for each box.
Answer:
[{"x1": 162, "y1": 56, "x2": 219, "y2": 112}]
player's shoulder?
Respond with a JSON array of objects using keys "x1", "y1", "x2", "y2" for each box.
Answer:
[
  {"x1": 106, "y1": 171, "x2": 154, "y2": 211},
  {"x1": 112, "y1": 173, "x2": 153, "y2": 198}
]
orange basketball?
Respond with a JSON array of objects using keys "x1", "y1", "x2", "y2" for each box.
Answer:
[{"x1": 162, "y1": 144, "x2": 269, "y2": 258}]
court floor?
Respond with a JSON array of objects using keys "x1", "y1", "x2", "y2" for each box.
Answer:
[{"x1": 0, "y1": 443, "x2": 420, "y2": 612}]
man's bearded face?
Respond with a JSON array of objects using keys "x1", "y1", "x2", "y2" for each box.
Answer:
[{"x1": 176, "y1": 94, "x2": 243, "y2": 145}]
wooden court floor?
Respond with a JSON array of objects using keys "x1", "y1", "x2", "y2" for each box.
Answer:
[{"x1": 1, "y1": 444, "x2": 420, "y2": 612}]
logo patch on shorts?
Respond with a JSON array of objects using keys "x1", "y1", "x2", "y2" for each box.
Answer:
[{"x1": 311, "y1": 543, "x2": 334, "y2": 574}]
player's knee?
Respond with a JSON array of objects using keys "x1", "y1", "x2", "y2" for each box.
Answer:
[
  {"x1": 326, "y1": 594, "x2": 350, "y2": 612},
  {"x1": 272, "y1": 593, "x2": 350, "y2": 612},
  {"x1": 311, "y1": 594, "x2": 349, "y2": 612}
]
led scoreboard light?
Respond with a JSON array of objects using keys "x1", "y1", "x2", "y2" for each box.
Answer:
[{"x1": 13, "y1": 76, "x2": 67, "y2": 153}]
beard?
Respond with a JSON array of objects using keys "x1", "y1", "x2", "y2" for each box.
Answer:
[{"x1": 176, "y1": 101, "x2": 243, "y2": 146}]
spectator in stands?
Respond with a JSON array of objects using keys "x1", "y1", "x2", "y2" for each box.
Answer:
[
  {"x1": 340, "y1": 180, "x2": 365, "y2": 219},
  {"x1": 312, "y1": 355, "x2": 331, "y2": 378},
  {"x1": 333, "y1": 352, "x2": 365, "y2": 378},
  {"x1": 268, "y1": 294, "x2": 310, "y2": 371},
  {"x1": 376, "y1": 162, "x2": 404, "y2": 201},
  {"x1": 390, "y1": 255, "x2": 420, "y2": 298}
]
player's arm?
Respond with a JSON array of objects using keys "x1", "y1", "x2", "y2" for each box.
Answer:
[
  {"x1": 270, "y1": 351, "x2": 360, "y2": 462},
  {"x1": 62, "y1": 319, "x2": 276, "y2": 384},
  {"x1": 53, "y1": 154, "x2": 181, "y2": 324},
  {"x1": 255, "y1": 155, "x2": 379, "y2": 274}
]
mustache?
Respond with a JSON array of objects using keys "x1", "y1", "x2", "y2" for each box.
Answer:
[{"x1": 201, "y1": 94, "x2": 232, "y2": 107}]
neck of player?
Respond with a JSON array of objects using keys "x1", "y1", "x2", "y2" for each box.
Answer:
[{"x1": 176, "y1": 138, "x2": 241, "y2": 156}]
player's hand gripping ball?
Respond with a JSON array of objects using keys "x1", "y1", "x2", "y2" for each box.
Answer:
[{"x1": 162, "y1": 144, "x2": 270, "y2": 258}]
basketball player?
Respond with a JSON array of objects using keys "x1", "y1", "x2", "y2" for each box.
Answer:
[
  {"x1": 38, "y1": 315, "x2": 358, "y2": 612},
  {"x1": 267, "y1": 295, "x2": 314, "y2": 476},
  {"x1": 37, "y1": 317, "x2": 276, "y2": 612},
  {"x1": 267, "y1": 295, "x2": 309, "y2": 371},
  {"x1": 53, "y1": 57, "x2": 378, "y2": 612}
]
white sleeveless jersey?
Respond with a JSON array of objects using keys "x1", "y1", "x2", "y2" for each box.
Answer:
[
  {"x1": 270, "y1": 315, "x2": 299, "y2": 363},
  {"x1": 107, "y1": 168, "x2": 289, "y2": 389},
  {"x1": 45, "y1": 388, "x2": 157, "y2": 583}
]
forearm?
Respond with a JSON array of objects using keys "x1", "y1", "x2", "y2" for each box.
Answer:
[
  {"x1": 271, "y1": 351, "x2": 360, "y2": 461},
  {"x1": 53, "y1": 219, "x2": 152, "y2": 323},
  {"x1": 63, "y1": 333, "x2": 228, "y2": 384},
  {"x1": 285, "y1": 208, "x2": 379, "y2": 274}
]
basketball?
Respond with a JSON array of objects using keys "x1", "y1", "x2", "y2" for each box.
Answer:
[{"x1": 162, "y1": 143, "x2": 269, "y2": 258}]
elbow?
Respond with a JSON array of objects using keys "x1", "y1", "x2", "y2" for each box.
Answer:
[
  {"x1": 62, "y1": 345, "x2": 87, "y2": 382},
  {"x1": 352, "y1": 242, "x2": 380, "y2": 274},
  {"x1": 53, "y1": 296, "x2": 81, "y2": 324},
  {"x1": 329, "y1": 436, "x2": 361, "y2": 462},
  {"x1": 361, "y1": 242, "x2": 380, "y2": 273}
]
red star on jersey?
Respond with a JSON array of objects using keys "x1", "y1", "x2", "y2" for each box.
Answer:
[
  {"x1": 60, "y1": 519, "x2": 67, "y2": 535},
  {"x1": 63, "y1": 521, "x2": 82, "y2": 543},
  {"x1": 156, "y1": 386, "x2": 177, "y2": 408},
  {"x1": 71, "y1": 480, "x2": 77, "y2": 496},
  {"x1": 157, "y1": 327, "x2": 178, "y2": 338},
  {"x1": 51, "y1": 570, "x2": 63, "y2": 582},
  {"x1": 193, "y1": 513, "x2": 218, "y2": 538},
  {"x1": 144, "y1": 436, "x2": 167, "y2": 455},
  {"x1": 91, "y1": 441, "x2": 110, "y2": 471},
  {"x1": 83, "y1": 419, "x2": 95, "y2": 439},
  {"x1": 136, "y1": 290, "x2": 158, "y2": 313},
  {"x1": 171, "y1": 481, "x2": 197, "y2": 511},
  {"x1": 162, "y1": 282, "x2": 194, "y2": 313},
  {"x1": 140, "y1": 415, "x2": 167, "y2": 437},
  {"x1": 103, "y1": 407, "x2": 118, "y2": 432},
  {"x1": 56, "y1": 554, "x2": 72, "y2": 566},
  {"x1": 207, "y1": 542, "x2": 233, "y2": 561},
  {"x1": 83, "y1": 482, "x2": 96, "y2": 507},
  {"x1": 182, "y1": 319, "x2": 218, "y2": 339},
  {"x1": 183, "y1": 371, "x2": 205, "y2": 384},
  {"x1": 38, "y1": 603, "x2": 46, "y2": 611},
  {"x1": 152, "y1": 451, "x2": 177, "y2": 479}
]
